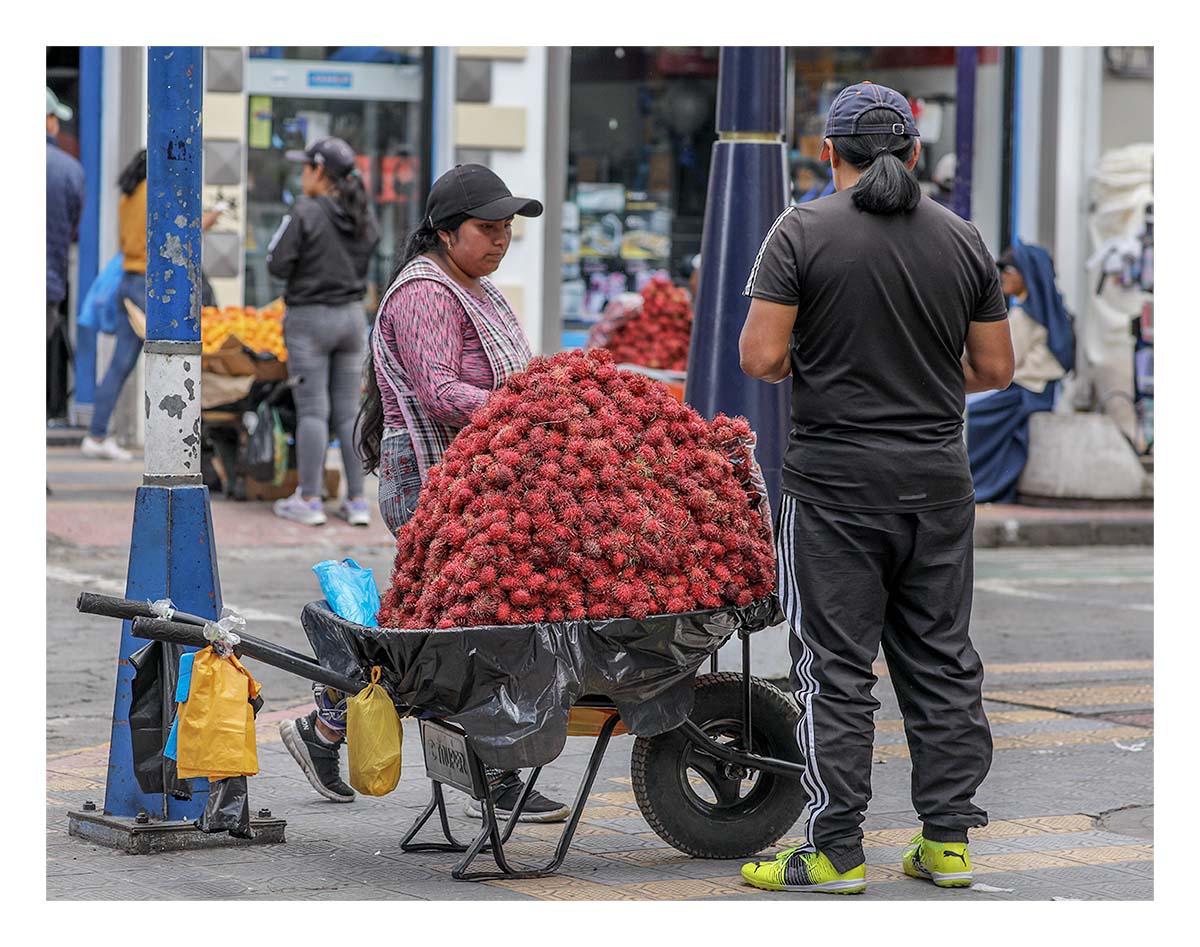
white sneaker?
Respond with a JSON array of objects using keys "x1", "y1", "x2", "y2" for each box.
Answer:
[
  {"x1": 273, "y1": 489, "x2": 327, "y2": 526},
  {"x1": 336, "y1": 497, "x2": 371, "y2": 527},
  {"x1": 81, "y1": 436, "x2": 132, "y2": 462}
]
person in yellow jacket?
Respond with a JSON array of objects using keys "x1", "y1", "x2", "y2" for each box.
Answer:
[{"x1": 82, "y1": 150, "x2": 224, "y2": 462}]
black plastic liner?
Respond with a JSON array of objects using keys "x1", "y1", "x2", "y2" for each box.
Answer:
[
  {"x1": 197, "y1": 776, "x2": 253, "y2": 839},
  {"x1": 128, "y1": 640, "x2": 193, "y2": 799},
  {"x1": 301, "y1": 595, "x2": 783, "y2": 770}
]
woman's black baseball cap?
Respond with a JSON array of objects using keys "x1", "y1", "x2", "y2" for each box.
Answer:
[
  {"x1": 425, "y1": 164, "x2": 544, "y2": 230},
  {"x1": 285, "y1": 136, "x2": 358, "y2": 179}
]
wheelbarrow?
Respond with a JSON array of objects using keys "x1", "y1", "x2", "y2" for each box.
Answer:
[{"x1": 77, "y1": 592, "x2": 807, "y2": 882}]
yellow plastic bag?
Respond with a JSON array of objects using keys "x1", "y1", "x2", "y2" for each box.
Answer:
[
  {"x1": 346, "y1": 667, "x2": 402, "y2": 796},
  {"x1": 176, "y1": 647, "x2": 261, "y2": 780}
]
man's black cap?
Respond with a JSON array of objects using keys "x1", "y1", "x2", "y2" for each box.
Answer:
[
  {"x1": 285, "y1": 136, "x2": 358, "y2": 179},
  {"x1": 425, "y1": 164, "x2": 544, "y2": 230},
  {"x1": 996, "y1": 247, "x2": 1018, "y2": 270},
  {"x1": 823, "y1": 81, "x2": 920, "y2": 139}
]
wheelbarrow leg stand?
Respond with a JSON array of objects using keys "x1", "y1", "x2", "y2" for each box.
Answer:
[
  {"x1": 450, "y1": 713, "x2": 621, "y2": 881},
  {"x1": 399, "y1": 782, "x2": 472, "y2": 854}
]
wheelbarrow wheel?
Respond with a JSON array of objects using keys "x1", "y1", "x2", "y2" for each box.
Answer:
[{"x1": 631, "y1": 672, "x2": 806, "y2": 859}]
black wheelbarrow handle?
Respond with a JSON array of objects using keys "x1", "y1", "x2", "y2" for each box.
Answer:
[
  {"x1": 77, "y1": 591, "x2": 318, "y2": 667},
  {"x1": 130, "y1": 616, "x2": 368, "y2": 696},
  {"x1": 77, "y1": 591, "x2": 212, "y2": 627}
]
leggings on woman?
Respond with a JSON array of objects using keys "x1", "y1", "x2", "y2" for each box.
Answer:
[{"x1": 282, "y1": 302, "x2": 367, "y2": 499}]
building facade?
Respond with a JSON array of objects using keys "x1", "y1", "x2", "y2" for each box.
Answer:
[{"x1": 54, "y1": 46, "x2": 1152, "y2": 446}]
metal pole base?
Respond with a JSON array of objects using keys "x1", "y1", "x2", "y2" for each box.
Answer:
[{"x1": 67, "y1": 810, "x2": 285, "y2": 855}]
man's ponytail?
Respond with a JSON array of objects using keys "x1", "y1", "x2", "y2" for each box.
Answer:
[{"x1": 830, "y1": 107, "x2": 922, "y2": 215}]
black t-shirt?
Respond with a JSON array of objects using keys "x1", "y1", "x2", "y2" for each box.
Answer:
[{"x1": 744, "y1": 190, "x2": 1008, "y2": 512}]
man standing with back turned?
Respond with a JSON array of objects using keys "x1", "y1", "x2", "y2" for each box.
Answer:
[{"x1": 738, "y1": 82, "x2": 1014, "y2": 895}]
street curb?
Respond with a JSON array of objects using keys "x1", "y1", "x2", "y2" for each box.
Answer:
[
  {"x1": 974, "y1": 515, "x2": 1153, "y2": 548},
  {"x1": 47, "y1": 427, "x2": 88, "y2": 447}
]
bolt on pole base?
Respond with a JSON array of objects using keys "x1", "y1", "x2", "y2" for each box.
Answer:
[{"x1": 67, "y1": 810, "x2": 286, "y2": 855}]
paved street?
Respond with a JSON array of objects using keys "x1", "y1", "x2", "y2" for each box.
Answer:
[{"x1": 46, "y1": 447, "x2": 1153, "y2": 900}]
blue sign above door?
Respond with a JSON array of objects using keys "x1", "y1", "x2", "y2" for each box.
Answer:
[{"x1": 307, "y1": 70, "x2": 353, "y2": 89}]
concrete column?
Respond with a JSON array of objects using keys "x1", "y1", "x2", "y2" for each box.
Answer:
[
  {"x1": 1015, "y1": 46, "x2": 1044, "y2": 243},
  {"x1": 1054, "y1": 46, "x2": 1103, "y2": 319}
]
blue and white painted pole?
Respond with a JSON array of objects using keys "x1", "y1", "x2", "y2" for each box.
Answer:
[
  {"x1": 684, "y1": 46, "x2": 791, "y2": 516},
  {"x1": 102, "y1": 47, "x2": 220, "y2": 821}
]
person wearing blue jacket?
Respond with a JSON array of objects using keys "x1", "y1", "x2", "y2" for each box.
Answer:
[
  {"x1": 966, "y1": 242, "x2": 1076, "y2": 503},
  {"x1": 46, "y1": 88, "x2": 84, "y2": 417}
]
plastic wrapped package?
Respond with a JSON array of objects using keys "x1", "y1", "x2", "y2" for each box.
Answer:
[
  {"x1": 203, "y1": 607, "x2": 246, "y2": 657},
  {"x1": 716, "y1": 427, "x2": 774, "y2": 543},
  {"x1": 301, "y1": 594, "x2": 782, "y2": 771}
]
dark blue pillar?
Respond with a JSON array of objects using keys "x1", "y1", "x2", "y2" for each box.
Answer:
[
  {"x1": 685, "y1": 46, "x2": 791, "y2": 515},
  {"x1": 74, "y1": 46, "x2": 103, "y2": 417},
  {"x1": 103, "y1": 46, "x2": 217, "y2": 822},
  {"x1": 953, "y1": 46, "x2": 978, "y2": 222}
]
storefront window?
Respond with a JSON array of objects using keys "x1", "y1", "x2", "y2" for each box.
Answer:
[
  {"x1": 561, "y1": 47, "x2": 719, "y2": 349},
  {"x1": 243, "y1": 49, "x2": 428, "y2": 311}
]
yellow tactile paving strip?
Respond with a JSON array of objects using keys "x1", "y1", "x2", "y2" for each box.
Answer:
[
  {"x1": 875, "y1": 709, "x2": 1063, "y2": 733},
  {"x1": 873, "y1": 659, "x2": 1152, "y2": 678},
  {"x1": 983, "y1": 684, "x2": 1153, "y2": 709},
  {"x1": 872, "y1": 725, "x2": 1152, "y2": 761},
  {"x1": 490, "y1": 815, "x2": 1152, "y2": 899}
]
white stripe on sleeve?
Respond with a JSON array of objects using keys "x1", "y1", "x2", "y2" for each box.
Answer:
[
  {"x1": 266, "y1": 214, "x2": 293, "y2": 257},
  {"x1": 743, "y1": 205, "x2": 796, "y2": 297}
]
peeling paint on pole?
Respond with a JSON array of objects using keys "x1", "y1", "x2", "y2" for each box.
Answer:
[
  {"x1": 146, "y1": 46, "x2": 203, "y2": 344},
  {"x1": 145, "y1": 46, "x2": 204, "y2": 482}
]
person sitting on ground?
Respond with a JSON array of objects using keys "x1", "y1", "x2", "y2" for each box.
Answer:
[{"x1": 966, "y1": 242, "x2": 1075, "y2": 503}]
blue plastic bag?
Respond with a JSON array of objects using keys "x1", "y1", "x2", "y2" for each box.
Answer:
[
  {"x1": 164, "y1": 651, "x2": 196, "y2": 762},
  {"x1": 77, "y1": 253, "x2": 125, "y2": 334},
  {"x1": 313, "y1": 558, "x2": 381, "y2": 627}
]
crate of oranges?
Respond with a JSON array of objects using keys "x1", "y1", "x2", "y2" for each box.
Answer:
[{"x1": 201, "y1": 299, "x2": 287, "y2": 380}]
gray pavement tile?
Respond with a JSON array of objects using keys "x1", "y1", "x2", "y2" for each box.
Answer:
[
  {"x1": 587, "y1": 816, "x2": 653, "y2": 834},
  {"x1": 988, "y1": 831, "x2": 1149, "y2": 853},
  {"x1": 1070, "y1": 881, "x2": 1152, "y2": 900},
  {"x1": 399, "y1": 880, "x2": 539, "y2": 901},
  {"x1": 999, "y1": 864, "x2": 1152, "y2": 887},
  {"x1": 570, "y1": 833, "x2": 670, "y2": 854}
]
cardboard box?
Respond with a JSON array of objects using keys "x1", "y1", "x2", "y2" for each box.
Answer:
[{"x1": 243, "y1": 467, "x2": 341, "y2": 502}]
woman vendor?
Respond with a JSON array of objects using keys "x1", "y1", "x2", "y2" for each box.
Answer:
[{"x1": 280, "y1": 165, "x2": 570, "y2": 823}]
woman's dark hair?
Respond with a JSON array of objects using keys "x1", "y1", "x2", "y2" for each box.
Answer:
[
  {"x1": 830, "y1": 108, "x2": 922, "y2": 215},
  {"x1": 356, "y1": 350, "x2": 386, "y2": 476},
  {"x1": 327, "y1": 168, "x2": 373, "y2": 240},
  {"x1": 355, "y1": 211, "x2": 470, "y2": 474},
  {"x1": 118, "y1": 149, "x2": 147, "y2": 196}
]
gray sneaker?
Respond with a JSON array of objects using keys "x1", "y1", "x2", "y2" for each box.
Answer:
[
  {"x1": 336, "y1": 497, "x2": 371, "y2": 526},
  {"x1": 273, "y1": 490, "x2": 326, "y2": 526}
]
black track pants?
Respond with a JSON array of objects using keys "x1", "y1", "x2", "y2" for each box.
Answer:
[{"x1": 776, "y1": 493, "x2": 993, "y2": 873}]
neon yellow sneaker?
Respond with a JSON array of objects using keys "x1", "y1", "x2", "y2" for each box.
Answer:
[
  {"x1": 902, "y1": 833, "x2": 973, "y2": 887},
  {"x1": 741, "y1": 847, "x2": 867, "y2": 894}
]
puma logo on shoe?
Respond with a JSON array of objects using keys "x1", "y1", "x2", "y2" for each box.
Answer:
[{"x1": 941, "y1": 850, "x2": 967, "y2": 864}]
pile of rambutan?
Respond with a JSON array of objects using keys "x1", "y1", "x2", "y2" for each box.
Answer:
[
  {"x1": 595, "y1": 273, "x2": 693, "y2": 372},
  {"x1": 375, "y1": 348, "x2": 776, "y2": 630}
]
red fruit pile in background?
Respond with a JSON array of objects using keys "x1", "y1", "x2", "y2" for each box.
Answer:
[
  {"x1": 376, "y1": 348, "x2": 775, "y2": 629},
  {"x1": 602, "y1": 273, "x2": 693, "y2": 372}
]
